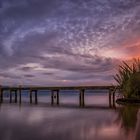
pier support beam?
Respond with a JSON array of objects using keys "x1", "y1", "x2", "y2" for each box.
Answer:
[
  {"x1": 112, "y1": 91, "x2": 116, "y2": 107},
  {"x1": 0, "y1": 88, "x2": 3, "y2": 103},
  {"x1": 19, "y1": 87, "x2": 22, "y2": 104},
  {"x1": 56, "y1": 90, "x2": 59, "y2": 105},
  {"x1": 51, "y1": 90, "x2": 59, "y2": 105},
  {"x1": 51, "y1": 90, "x2": 54, "y2": 105},
  {"x1": 9, "y1": 89, "x2": 18, "y2": 103},
  {"x1": 109, "y1": 88, "x2": 112, "y2": 107},
  {"x1": 10, "y1": 89, "x2": 12, "y2": 103},
  {"x1": 34, "y1": 90, "x2": 38, "y2": 104},
  {"x1": 108, "y1": 87, "x2": 116, "y2": 108},
  {"x1": 19, "y1": 91, "x2": 21, "y2": 103},
  {"x1": 79, "y1": 89, "x2": 85, "y2": 107},
  {"x1": 30, "y1": 89, "x2": 38, "y2": 104},
  {"x1": 15, "y1": 90, "x2": 17, "y2": 103},
  {"x1": 30, "y1": 89, "x2": 33, "y2": 104}
]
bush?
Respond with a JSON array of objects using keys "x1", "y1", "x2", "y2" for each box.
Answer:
[{"x1": 114, "y1": 58, "x2": 140, "y2": 98}]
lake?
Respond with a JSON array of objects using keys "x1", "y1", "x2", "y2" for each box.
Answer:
[{"x1": 0, "y1": 91, "x2": 139, "y2": 140}]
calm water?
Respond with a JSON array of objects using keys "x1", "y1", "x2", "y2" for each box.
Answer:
[{"x1": 0, "y1": 91, "x2": 140, "y2": 140}]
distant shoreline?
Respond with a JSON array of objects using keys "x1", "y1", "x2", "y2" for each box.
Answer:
[{"x1": 116, "y1": 98, "x2": 140, "y2": 105}]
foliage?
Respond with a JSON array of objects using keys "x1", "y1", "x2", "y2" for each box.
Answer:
[{"x1": 114, "y1": 58, "x2": 140, "y2": 98}]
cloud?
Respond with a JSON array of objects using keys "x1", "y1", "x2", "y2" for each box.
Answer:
[
  {"x1": 23, "y1": 74, "x2": 35, "y2": 78},
  {"x1": 41, "y1": 55, "x2": 116, "y2": 73},
  {"x1": 0, "y1": 0, "x2": 140, "y2": 85},
  {"x1": 0, "y1": 72, "x2": 21, "y2": 79}
]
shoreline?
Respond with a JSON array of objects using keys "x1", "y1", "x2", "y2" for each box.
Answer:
[{"x1": 116, "y1": 98, "x2": 140, "y2": 106}]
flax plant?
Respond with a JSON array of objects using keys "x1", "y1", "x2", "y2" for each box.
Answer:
[{"x1": 114, "y1": 58, "x2": 140, "y2": 98}]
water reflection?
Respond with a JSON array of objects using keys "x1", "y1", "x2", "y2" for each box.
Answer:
[
  {"x1": 116, "y1": 106, "x2": 140, "y2": 140},
  {"x1": 116, "y1": 106, "x2": 139, "y2": 133},
  {"x1": 0, "y1": 98, "x2": 139, "y2": 140},
  {"x1": 135, "y1": 110, "x2": 140, "y2": 140}
]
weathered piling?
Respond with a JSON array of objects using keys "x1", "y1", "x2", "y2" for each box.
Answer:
[
  {"x1": 56, "y1": 90, "x2": 59, "y2": 105},
  {"x1": 34, "y1": 90, "x2": 38, "y2": 104},
  {"x1": 10, "y1": 89, "x2": 12, "y2": 103},
  {"x1": 112, "y1": 89, "x2": 116, "y2": 108},
  {"x1": 15, "y1": 90, "x2": 18, "y2": 103},
  {"x1": 19, "y1": 86, "x2": 22, "y2": 104},
  {"x1": 30, "y1": 89, "x2": 33, "y2": 104},
  {"x1": 29, "y1": 89, "x2": 38, "y2": 104},
  {"x1": 79, "y1": 89, "x2": 85, "y2": 107},
  {"x1": 0, "y1": 88, "x2": 3, "y2": 103},
  {"x1": 9, "y1": 89, "x2": 18, "y2": 103},
  {"x1": 51, "y1": 90, "x2": 54, "y2": 105},
  {"x1": 51, "y1": 90, "x2": 59, "y2": 105},
  {"x1": 0, "y1": 87, "x2": 3, "y2": 103},
  {"x1": 109, "y1": 87, "x2": 117, "y2": 108},
  {"x1": 109, "y1": 88, "x2": 112, "y2": 107},
  {"x1": 19, "y1": 89, "x2": 22, "y2": 104}
]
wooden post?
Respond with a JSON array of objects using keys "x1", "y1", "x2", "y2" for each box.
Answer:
[
  {"x1": 19, "y1": 85, "x2": 22, "y2": 104},
  {"x1": 15, "y1": 90, "x2": 17, "y2": 103},
  {"x1": 79, "y1": 89, "x2": 85, "y2": 107},
  {"x1": 19, "y1": 88, "x2": 22, "y2": 104},
  {"x1": 56, "y1": 90, "x2": 59, "y2": 105},
  {"x1": 51, "y1": 90, "x2": 59, "y2": 105},
  {"x1": 10, "y1": 89, "x2": 12, "y2": 103},
  {"x1": 35, "y1": 90, "x2": 38, "y2": 104},
  {"x1": 112, "y1": 91, "x2": 115, "y2": 107},
  {"x1": 30, "y1": 89, "x2": 32, "y2": 104},
  {"x1": 81, "y1": 89, "x2": 85, "y2": 107},
  {"x1": 51, "y1": 90, "x2": 54, "y2": 105},
  {"x1": 0, "y1": 88, "x2": 3, "y2": 103},
  {"x1": 109, "y1": 88, "x2": 112, "y2": 107},
  {"x1": 79, "y1": 90, "x2": 81, "y2": 107}
]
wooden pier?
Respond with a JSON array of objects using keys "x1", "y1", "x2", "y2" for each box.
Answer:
[{"x1": 0, "y1": 86, "x2": 118, "y2": 107}]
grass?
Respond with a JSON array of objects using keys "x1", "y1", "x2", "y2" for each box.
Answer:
[{"x1": 114, "y1": 58, "x2": 140, "y2": 99}]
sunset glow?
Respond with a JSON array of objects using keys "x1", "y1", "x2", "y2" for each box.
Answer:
[{"x1": 0, "y1": 0, "x2": 140, "y2": 86}]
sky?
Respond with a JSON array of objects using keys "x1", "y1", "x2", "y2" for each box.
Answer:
[{"x1": 0, "y1": 0, "x2": 140, "y2": 86}]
